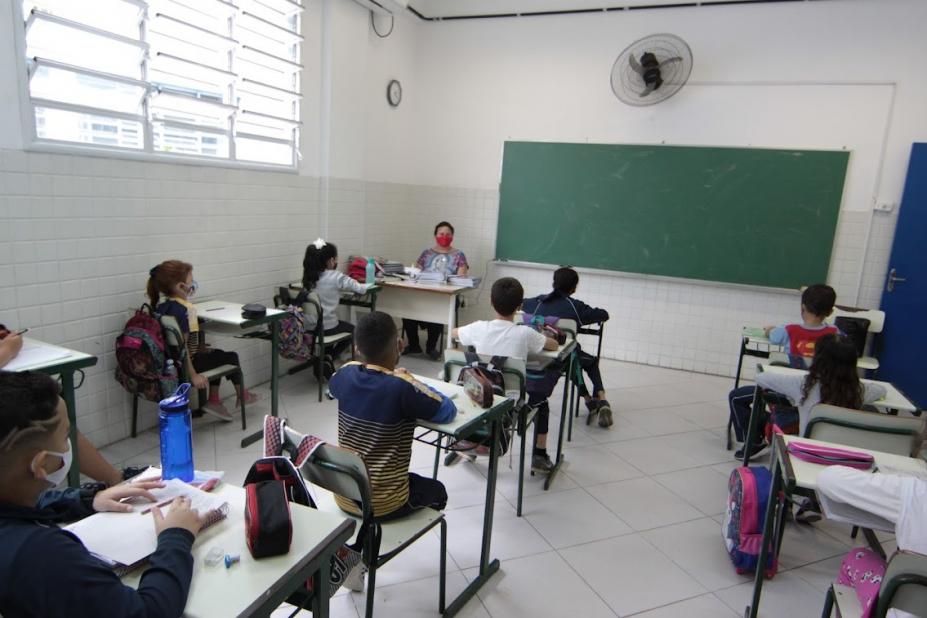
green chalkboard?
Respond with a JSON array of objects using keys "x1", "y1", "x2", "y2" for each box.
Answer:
[{"x1": 496, "y1": 141, "x2": 849, "y2": 289}]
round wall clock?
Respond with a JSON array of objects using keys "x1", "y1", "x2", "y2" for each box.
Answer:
[{"x1": 387, "y1": 79, "x2": 402, "y2": 107}]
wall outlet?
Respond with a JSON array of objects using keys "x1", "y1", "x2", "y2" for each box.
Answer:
[{"x1": 874, "y1": 201, "x2": 896, "y2": 213}]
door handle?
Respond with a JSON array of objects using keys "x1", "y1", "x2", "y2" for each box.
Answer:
[{"x1": 886, "y1": 268, "x2": 907, "y2": 292}]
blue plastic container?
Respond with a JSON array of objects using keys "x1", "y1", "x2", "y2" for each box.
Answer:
[
  {"x1": 159, "y1": 383, "x2": 194, "y2": 482},
  {"x1": 365, "y1": 257, "x2": 376, "y2": 285}
]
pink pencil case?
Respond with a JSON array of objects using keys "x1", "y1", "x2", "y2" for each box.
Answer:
[{"x1": 787, "y1": 441, "x2": 875, "y2": 469}]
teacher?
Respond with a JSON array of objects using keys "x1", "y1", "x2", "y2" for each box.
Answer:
[{"x1": 403, "y1": 221, "x2": 469, "y2": 360}]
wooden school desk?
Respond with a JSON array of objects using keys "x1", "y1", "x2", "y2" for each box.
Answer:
[
  {"x1": 123, "y1": 482, "x2": 355, "y2": 618},
  {"x1": 741, "y1": 364, "x2": 919, "y2": 466},
  {"x1": 412, "y1": 375, "x2": 514, "y2": 617},
  {"x1": 193, "y1": 301, "x2": 287, "y2": 448},
  {"x1": 375, "y1": 280, "x2": 468, "y2": 349},
  {"x1": 744, "y1": 434, "x2": 927, "y2": 618},
  {"x1": 5, "y1": 338, "x2": 98, "y2": 487}
]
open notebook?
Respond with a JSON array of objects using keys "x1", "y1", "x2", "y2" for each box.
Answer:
[{"x1": 66, "y1": 473, "x2": 228, "y2": 573}]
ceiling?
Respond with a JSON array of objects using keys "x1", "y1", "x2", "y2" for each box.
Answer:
[{"x1": 407, "y1": 0, "x2": 807, "y2": 20}]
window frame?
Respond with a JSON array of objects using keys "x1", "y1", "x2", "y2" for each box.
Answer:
[{"x1": 11, "y1": 0, "x2": 303, "y2": 172}]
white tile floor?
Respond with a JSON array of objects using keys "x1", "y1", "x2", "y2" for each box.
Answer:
[{"x1": 100, "y1": 357, "x2": 881, "y2": 617}]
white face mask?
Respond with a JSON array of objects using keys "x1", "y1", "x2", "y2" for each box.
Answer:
[{"x1": 31, "y1": 440, "x2": 73, "y2": 487}]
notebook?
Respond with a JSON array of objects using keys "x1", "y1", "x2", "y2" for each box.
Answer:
[
  {"x1": 66, "y1": 475, "x2": 229, "y2": 573},
  {"x1": 4, "y1": 339, "x2": 74, "y2": 371}
]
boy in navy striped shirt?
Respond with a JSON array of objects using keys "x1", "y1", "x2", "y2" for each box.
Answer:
[{"x1": 329, "y1": 311, "x2": 457, "y2": 520}]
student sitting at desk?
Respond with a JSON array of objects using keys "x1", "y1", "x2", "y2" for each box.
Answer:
[
  {"x1": 733, "y1": 334, "x2": 887, "y2": 459},
  {"x1": 817, "y1": 465, "x2": 927, "y2": 618},
  {"x1": 149, "y1": 260, "x2": 257, "y2": 422},
  {"x1": 403, "y1": 221, "x2": 469, "y2": 360},
  {"x1": 0, "y1": 371, "x2": 209, "y2": 618},
  {"x1": 453, "y1": 277, "x2": 560, "y2": 473},
  {"x1": 301, "y1": 239, "x2": 369, "y2": 378},
  {"x1": 0, "y1": 325, "x2": 143, "y2": 490},
  {"x1": 329, "y1": 311, "x2": 457, "y2": 520},
  {"x1": 729, "y1": 284, "x2": 839, "y2": 455},
  {"x1": 523, "y1": 267, "x2": 613, "y2": 428},
  {"x1": 765, "y1": 283, "x2": 840, "y2": 358}
]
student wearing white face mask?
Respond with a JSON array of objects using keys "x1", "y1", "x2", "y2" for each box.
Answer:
[
  {"x1": 0, "y1": 371, "x2": 210, "y2": 618},
  {"x1": 148, "y1": 260, "x2": 258, "y2": 422}
]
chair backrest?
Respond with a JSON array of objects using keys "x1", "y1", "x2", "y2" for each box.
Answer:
[
  {"x1": 443, "y1": 349, "x2": 527, "y2": 398},
  {"x1": 299, "y1": 291, "x2": 323, "y2": 333},
  {"x1": 875, "y1": 551, "x2": 927, "y2": 617},
  {"x1": 158, "y1": 315, "x2": 187, "y2": 359},
  {"x1": 831, "y1": 305, "x2": 885, "y2": 334},
  {"x1": 158, "y1": 315, "x2": 200, "y2": 408},
  {"x1": 295, "y1": 434, "x2": 372, "y2": 516},
  {"x1": 804, "y1": 404, "x2": 925, "y2": 457}
]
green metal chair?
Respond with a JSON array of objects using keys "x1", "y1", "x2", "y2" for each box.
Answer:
[
  {"x1": 442, "y1": 350, "x2": 532, "y2": 515},
  {"x1": 292, "y1": 426, "x2": 447, "y2": 618}
]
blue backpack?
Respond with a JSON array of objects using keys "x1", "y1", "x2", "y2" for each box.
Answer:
[{"x1": 722, "y1": 466, "x2": 778, "y2": 578}]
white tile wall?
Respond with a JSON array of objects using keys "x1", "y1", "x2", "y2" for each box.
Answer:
[
  {"x1": 0, "y1": 153, "x2": 896, "y2": 449},
  {"x1": 0, "y1": 149, "x2": 321, "y2": 447}
]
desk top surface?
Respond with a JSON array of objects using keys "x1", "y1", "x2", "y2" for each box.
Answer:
[
  {"x1": 124, "y1": 482, "x2": 354, "y2": 618},
  {"x1": 381, "y1": 280, "x2": 468, "y2": 295},
  {"x1": 779, "y1": 435, "x2": 927, "y2": 492},
  {"x1": 4, "y1": 338, "x2": 97, "y2": 372},
  {"x1": 195, "y1": 300, "x2": 285, "y2": 327},
  {"x1": 759, "y1": 364, "x2": 916, "y2": 412},
  {"x1": 413, "y1": 374, "x2": 514, "y2": 437}
]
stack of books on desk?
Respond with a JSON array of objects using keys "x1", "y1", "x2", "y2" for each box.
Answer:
[
  {"x1": 415, "y1": 271, "x2": 447, "y2": 284},
  {"x1": 380, "y1": 261, "x2": 405, "y2": 275},
  {"x1": 448, "y1": 275, "x2": 481, "y2": 288}
]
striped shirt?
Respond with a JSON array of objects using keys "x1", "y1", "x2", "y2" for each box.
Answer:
[{"x1": 328, "y1": 362, "x2": 456, "y2": 518}]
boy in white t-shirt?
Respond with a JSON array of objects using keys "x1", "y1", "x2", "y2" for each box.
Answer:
[{"x1": 453, "y1": 277, "x2": 559, "y2": 472}]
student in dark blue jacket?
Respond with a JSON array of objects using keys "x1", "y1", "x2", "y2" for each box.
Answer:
[
  {"x1": 523, "y1": 268, "x2": 614, "y2": 428},
  {"x1": 0, "y1": 371, "x2": 209, "y2": 618}
]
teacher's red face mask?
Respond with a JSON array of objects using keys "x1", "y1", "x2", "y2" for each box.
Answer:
[{"x1": 436, "y1": 234, "x2": 453, "y2": 248}]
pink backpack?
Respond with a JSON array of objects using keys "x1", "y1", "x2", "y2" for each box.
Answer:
[{"x1": 722, "y1": 466, "x2": 778, "y2": 578}]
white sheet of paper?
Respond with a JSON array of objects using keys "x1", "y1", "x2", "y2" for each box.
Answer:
[
  {"x1": 66, "y1": 478, "x2": 227, "y2": 567},
  {"x1": 4, "y1": 339, "x2": 73, "y2": 371}
]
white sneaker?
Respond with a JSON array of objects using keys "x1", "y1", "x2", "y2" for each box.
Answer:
[
  {"x1": 201, "y1": 401, "x2": 234, "y2": 422},
  {"x1": 343, "y1": 563, "x2": 367, "y2": 592}
]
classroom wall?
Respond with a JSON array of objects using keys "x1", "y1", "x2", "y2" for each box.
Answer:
[
  {"x1": 353, "y1": 0, "x2": 927, "y2": 375},
  {"x1": 2, "y1": 0, "x2": 926, "y2": 447}
]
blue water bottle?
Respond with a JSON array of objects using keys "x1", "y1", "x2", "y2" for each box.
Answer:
[
  {"x1": 365, "y1": 257, "x2": 376, "y2": 285},
  {"x1": 159, "y1": 384, "x2": 194, "y2": 482}
]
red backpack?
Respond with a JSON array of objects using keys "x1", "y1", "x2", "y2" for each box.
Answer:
[{"x1": 114, "y1": 304, "x2": 178, "y2": 402}]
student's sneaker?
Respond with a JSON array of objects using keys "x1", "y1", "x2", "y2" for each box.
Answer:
[
  {"x1": 585, "y1": 400, "x2": 600, "y2": 425},
  {"x1": 795, "y1": 497, "x2": 822, "y2": 524},
  {"x1": 531, "y1": 453, "x2": 555, "y2": 474},
  {"x1": 322, "y1": 356, "x2": 336, "y2": 380},
  {"x1": 597, "y1": 401, "x2": 614, "y2": 428},
  {"x1": 734, "y1": 440, "x2": 769, "y2": 460},
  {"x1": 237, "y1": 389, "x2": 261, "y2": 408},
  {"x1": 425, "y1": 348, "x2": 441, "y2": 361},
  {"x1": 343, "y1": 563, "x2": 367, "y2": 592},
  {"x1": 202, "y1": 401, "x2": 235, "y2": 422},
  {"x1": 403, "y1": 345, "x2": 423, "y2": 355}
]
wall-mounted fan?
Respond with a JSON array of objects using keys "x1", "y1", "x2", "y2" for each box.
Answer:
[{"x1": 611, "y1": 33, "x2": 693, "y2": 106}]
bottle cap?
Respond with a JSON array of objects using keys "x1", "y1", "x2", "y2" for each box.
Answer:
[{"x1": 159, "y1": 383, "x2": 191, "y2": 412}]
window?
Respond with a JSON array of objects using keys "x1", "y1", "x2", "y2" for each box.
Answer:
[{"x1": 17, "y1": 0, "x2": 303, "y2": 167}]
